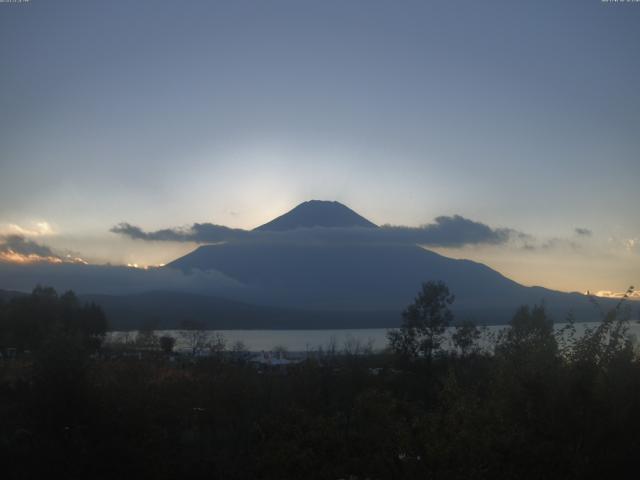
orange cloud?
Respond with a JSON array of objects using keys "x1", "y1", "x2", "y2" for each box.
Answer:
[
  {"x1": 0, "y1": 249, "x2": 63, "y2": 265},
  {"x1": 0, "y1": 235, "x2": 88, "y2": 266}
]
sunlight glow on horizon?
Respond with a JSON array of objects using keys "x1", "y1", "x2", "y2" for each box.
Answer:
[
  {"x1": 0, "y1": 250, "x2": 89, "y2": 266},
  {"x1": 0, "y1": 250, "x2": 64, "y2": 265},
  {"x1": 591, "y1": 289, "x2": 639, "y2": 300}
]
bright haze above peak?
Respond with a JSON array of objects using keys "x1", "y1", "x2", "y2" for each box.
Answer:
[{"x1": 254, "y1": 200, "x2": 378, "y2": 231}]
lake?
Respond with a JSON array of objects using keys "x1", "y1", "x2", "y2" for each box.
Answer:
[{"x1": 108, "y1": 320, "x2": 640, "y2": 354}]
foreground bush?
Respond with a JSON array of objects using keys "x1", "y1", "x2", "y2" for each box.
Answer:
[{"x1": 1, "y1": 285, "x2": 639, "y2": 479}]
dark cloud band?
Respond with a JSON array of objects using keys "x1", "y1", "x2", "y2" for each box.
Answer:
[
  {"x1": 0, "y1": 234, "x2": 58, "y2": 258},
  {"x1": 111, "y1": 215, "x2": 518, "y2": 248}
]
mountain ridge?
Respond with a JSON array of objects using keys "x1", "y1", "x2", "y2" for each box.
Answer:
[{"x1": 254, "y1": 200, "x2": 378, "y2": 231}]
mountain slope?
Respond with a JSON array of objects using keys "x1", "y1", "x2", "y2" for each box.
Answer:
[
  {"x1": 167, "y1": 242, "x2": 604, "y2": 323},
  {"x1": 254, "y1": 200, "x2": 377, "y2": 231}
]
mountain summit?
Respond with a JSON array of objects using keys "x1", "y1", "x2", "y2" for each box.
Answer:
[{"x1": 254, "y1": 200, "x2": 378, "y2": 231}]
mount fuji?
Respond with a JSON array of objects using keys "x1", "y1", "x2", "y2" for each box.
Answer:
[{"x1": 161, "y1": 200, "x2": 602, "y2": 327}]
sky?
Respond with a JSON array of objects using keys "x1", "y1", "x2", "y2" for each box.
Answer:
[{"x1": 0, "y1": 0, "x2": 639, "y2": 295}]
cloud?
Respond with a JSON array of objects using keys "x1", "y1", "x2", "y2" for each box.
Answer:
[
  {"x1": 0, "y1": 235, "x2": 63, "y2": 264},
  {"x1": 0, "y1": 235, "x2": 87, "y2": 265},
  {"x1": 110, "y1": 222, "x2": 250, "y2": 242},
  {"x1": 538, "y1": 238, "x2": 580, "y2": 251},
  {"x1": 1, "y1": 235, "x2": 57, "y2": 257},
  {"x1": 0, "y1": 261, "x2": 243, "y2": 296},
  {"x1": 0, "y1": 235, "x2": 240, "y2": 295},
  {"x1": 592, "y1": 290, "x2": 640, "y2": 301},
  {"x1": 607, "y1": 235, "x2": 640, "y2": 255},
  {"x1": 111, "y1": 215, "x2": 521, "y2": 248},
  {"x1": 519, "y1": 231, "x2": 596, "y2": 252},
  {"x1": 383, "y1": 215, "x2": 516, "y2": 247},
  {"x1": 1, "y1": 221, "x2": 54, "y2": 237}
]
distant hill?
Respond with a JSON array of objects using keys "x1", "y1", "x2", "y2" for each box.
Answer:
[
  {"x1": 79, "y1": 291, "x2": 399, "y2": 331},
  {"x1": 89, "y1": 290, "x2": 620, "y2": 331},
  {"x1": 254, "y1": 200, "x2": 377, "y2": 231},
  {"x1": 0, "y1": 289, "x2": 27, "y2": 302}
]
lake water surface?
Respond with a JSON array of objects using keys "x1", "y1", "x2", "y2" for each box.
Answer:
[{"x1": 108, "y1": 321, "x2": 640, "y2": 353}]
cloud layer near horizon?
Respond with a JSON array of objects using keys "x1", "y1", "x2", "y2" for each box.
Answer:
[
  {"x1": 1, "y1": 235, "x2": 57, "y2": 258},
  {"x1": 0, "y1": 262, "x2": 243, "y2": 296},
  {"x1": 110, "y1": 215, "x2": 521, "y2": 248},
  {"x1": 0, "y1": 234, "x2": 87, "y2": 264}
]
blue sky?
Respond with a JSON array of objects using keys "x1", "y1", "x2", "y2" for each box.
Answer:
[{"x1": 0, "y1": 0, "x2": 639, "y2": 294}]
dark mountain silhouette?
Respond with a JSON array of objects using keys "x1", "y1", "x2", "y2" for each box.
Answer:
[
  {"x1": 167, "y1": 201, "x2": 612, "y2": 325},
  {"x1": 254, "y1": 200, "x2": 377, "y2": 231},
  {"x1": 168, "y1": 243, "x2": 605, "y2": 322}
]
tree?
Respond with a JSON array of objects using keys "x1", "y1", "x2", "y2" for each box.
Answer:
[
  {"x1": 272, "y1": 344, "x2": 289, "y2": 359},
  {"x1": 0, "y1": 286, "x2": 107, "y2": 353},
  {"x1": 180, "y1": 319, "x2": 210, "y2": 356},
  {"x1": 230, "y1": 340, "x2": 249, "y2": 361},
  {"x1": 571, "y1": 286, "x2": 636, "y2": 368},
  {"x1": 495, "y1": 304, "x2": 557, "y2": 363},
  {"x1": 159, "y1": 335, "x2": 176, "y2": 355},
  {"x1": 136, "y1": 319, "x2": 160, "y2": 351},
  {"x1": 494, "y1": 304, "x2": 560, "y2": 398},
  {"x1": 80, "y1": 301, "x2": 108, "y2": 351},
  {"x1": 452, "y1": 320, "x2": 481, "y2": 356},
  {"x1": 387, "y1": 281, "x2": 455, "y2": 363},
  {"x1": 209, "y1": 332, "x2": 226, "y2": 359}
]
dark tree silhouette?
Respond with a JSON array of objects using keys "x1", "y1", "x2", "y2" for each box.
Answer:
[
  {"x1": 180, "y1": 319, "x2": 210, "y2": 356},
  {"x1": 0, "y1": 286, "x2": 107, "y2": 353},
  {"x1": 159, "y1": 335, "x2": 176, "y2": 355},
  {"x1": 387, "y1": 281, "x2": 454, "y2": 363},
  {"x1": 495, "y1": 304, "x2": 557, "y2": 363},
  {"x1": 452, "y1": 319, "x2": 481, "y2": 356}
]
